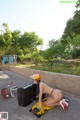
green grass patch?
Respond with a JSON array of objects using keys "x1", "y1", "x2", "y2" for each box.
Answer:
[{"x1": 14, "y1": 60, "x2": 80, "y2": 76}]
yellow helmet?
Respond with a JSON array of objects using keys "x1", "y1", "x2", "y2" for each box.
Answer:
[{"x1": 30, "y1": 74, "x2": 41, "y2": 81}]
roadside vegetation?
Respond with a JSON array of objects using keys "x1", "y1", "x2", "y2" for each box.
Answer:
[{"x1": 15, "y1": 59, "x2": 80, "y2": 76}]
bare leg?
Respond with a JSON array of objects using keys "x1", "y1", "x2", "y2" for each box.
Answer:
[
  {"x1": 42, "y1": 89, "x2": 64, "y2": 107},
  {"x1": 43, "y1": 97, "x2": 60, "y2": 107},
  {"x1": 43, "y1": 97, "x2": 69, "y2": 111}
]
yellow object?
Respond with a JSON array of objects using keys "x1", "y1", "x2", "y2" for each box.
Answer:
[
  {"x1": 32, "y1": 101, "x2": 53, "y2": 111},
  {"x1": 31, "y1": 74, "x2": 41, "y2": 81},
  {"x1": 31, "y1": 98, "x2": 54, "y2": 117}
]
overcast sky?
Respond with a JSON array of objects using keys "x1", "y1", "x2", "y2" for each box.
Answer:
[{"x1": 0, "y1": 0, "x2": 76, "y2": 49}]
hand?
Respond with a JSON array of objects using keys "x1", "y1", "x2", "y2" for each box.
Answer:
[
  {"x1": 37, "y1": 105, "x2": 41, "y2": 110},
  {"x1": 36, "y1": 95, "x2": 39, "y2": 98}
]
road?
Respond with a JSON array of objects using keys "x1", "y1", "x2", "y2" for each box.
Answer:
[{"x1": 0, "y1": 71, "x2": 80, "y2": 120}]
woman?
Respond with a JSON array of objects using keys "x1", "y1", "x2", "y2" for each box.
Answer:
[{"x1": 30, "y1": 74, "x2": 69, "y2": 110}]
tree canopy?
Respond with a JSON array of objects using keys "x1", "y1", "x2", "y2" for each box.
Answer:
[{"x1": 0, "y1": 23, "x2": 43, "y2": 56}]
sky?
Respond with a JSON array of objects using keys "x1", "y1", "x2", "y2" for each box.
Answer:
[{"x1": 0, "y1": 0, "x2": 77, "y2": 49}]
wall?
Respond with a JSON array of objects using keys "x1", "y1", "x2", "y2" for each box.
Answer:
[{"x1": 10, "y1": 66, "x2": 80, "y2": 96}]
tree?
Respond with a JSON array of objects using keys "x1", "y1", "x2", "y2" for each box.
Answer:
[
  {"x1": 42, "y1": 39, "x2": 67, "y2": 68},
  {"x1": 61, "y1": 2, "x2": 80, "y2": 59},
  {"x1": 2, "y1": 23, "x2": 12, "y2": 45},
  {"x1": 0, "y1": 34, "x2": 5, "y2": 55},
  {"x1": 68, "y1": 34, "x2": 80, "y2": 58},
  {"x1": 48, "y1": 39, "x2": 66, "y2": 58},
  {"x1": 1, "y1": 23, "x2": 12, "y2": 55},
  {"x1": 76, "y1": 0, "x2": 80, "y2": 9},
  {"x1": 10, "y1": 30, "x2": 21, "y2": 55},
  {"x1": 0, "y1": 23, "x2": 43, "y2": 58},
  {"x1": 62, "y1": 0, "x2": 80, "y2": 39},
  {"x1": 62, "y1": 10, "x2": 80, "y2": 39},
  {"x1": 19, "y1": 32, "x2": 43, "y2": 54}
]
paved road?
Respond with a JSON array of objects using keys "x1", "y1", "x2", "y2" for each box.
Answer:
[{"x1": 0, "y1": 71, "x2": 80, "y2": 120}]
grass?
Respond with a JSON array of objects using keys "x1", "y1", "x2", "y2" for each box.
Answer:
[{"x1": 13, "y1": 60, "x2": 80, "y2": 76}]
